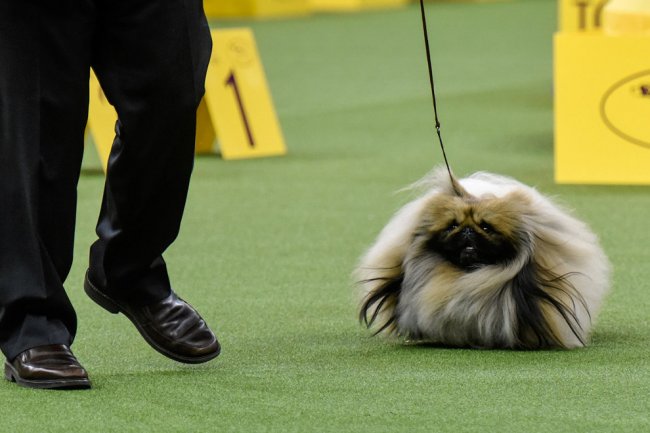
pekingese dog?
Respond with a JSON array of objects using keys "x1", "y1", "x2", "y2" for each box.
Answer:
[{"x1": 356, "y1": 168, "x2": 610, "y2": 349}]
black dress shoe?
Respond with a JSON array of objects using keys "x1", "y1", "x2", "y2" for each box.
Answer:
[
  {"x1": 84, "y1": 271, "x2": 220, "y2": 364},
  {"x1": 4, "y1": 344, "x2": 91, "y2": 390}
]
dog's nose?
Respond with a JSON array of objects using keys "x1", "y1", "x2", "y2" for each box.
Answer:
[{"x1": 460, "y1": 227, "x2": 475, "y2": 239}]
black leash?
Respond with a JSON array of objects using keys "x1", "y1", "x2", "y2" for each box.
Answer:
[{"x1": 418, "y1": 0, "x2": 458, "y2": 191}]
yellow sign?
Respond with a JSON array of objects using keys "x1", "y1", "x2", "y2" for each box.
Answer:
[
  {"x1": 361, "y1": 0, "x2": 409, "y2": 7},
  {"x1": 558, "y1": 0, "x2": 609, "y2": 32},
  {"x1": 203, "y1": 0, "x2": 309, "y2": 18},
  {"x1": 554, "y1": 32, "x2": 650, "y2": 184},
  {"x1": 205, "y1": 28, "x2": 287, "y2": 160},
  {"x1": 310, "y1": 0, "x2": 361, "y2": 11},
  {"x1": 87, "y1": 28, "x2": 286, "y2": 167},
  {"x1": 87, "y1": 71, "x2": 117, "y2": 172},
  {"x1": 309, "y1": 0, "x2": 407, "y2": 11}
]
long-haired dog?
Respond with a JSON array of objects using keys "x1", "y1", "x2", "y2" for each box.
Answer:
[{"x1": 356, "y1": 168, "x2": 610, "y2": 349}]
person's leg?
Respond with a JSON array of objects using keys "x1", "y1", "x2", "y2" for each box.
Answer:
[
  {"x1": 85, "y1": 0, "x2": 219, "y2": 363},
  {"x1": 88, "y1": 0, "x2": 212, "y2": 306},
  {"x1": 0, "y1": 1, "x2": 93, "y2": 361}
]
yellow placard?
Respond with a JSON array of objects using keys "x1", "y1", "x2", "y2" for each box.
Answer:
[
  {"x1": 310, "y1": 0, "x2": 362, "y2": 11},
  {"x1": 205, "y1": 28, "x2": 287, "y2": 160},
  {"x1": 203, "y1": 0, "x2": 309, "y2": 18},
  {"x1": 554, "y1": 32, "x2": 650, "y2": 184},
  {"x1": 87, "y1": 71, "x2": 117, "y2": 172},
  {"x1": 558, "y1": 0, "x2": 609, "y2": 32},
  {"x1": 360, "y1": 0, "x2": 409, "y2": 8},
  {"x1": 311, "y1": 0, "x2": 408, "y2": 11}
]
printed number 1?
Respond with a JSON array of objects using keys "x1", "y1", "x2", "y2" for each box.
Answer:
[{"x1": 225, "y1": 71, "x2": 255, "y2": 148}]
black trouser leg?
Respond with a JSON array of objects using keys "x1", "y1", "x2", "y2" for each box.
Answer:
[
  {"x1": 0, "y1": 2, "x2": 94, "y2": 360},
  {"x1": 88, "y1": 0, "x2": 211, "y2": 306}
]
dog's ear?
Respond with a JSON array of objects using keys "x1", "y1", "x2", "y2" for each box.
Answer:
[{"x1": 355, "y1": 194, "x2": 432, "y2": 335}]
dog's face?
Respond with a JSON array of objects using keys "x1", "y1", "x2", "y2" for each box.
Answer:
[{"x1": 416, "y1": 192, "x2": 529, "y2": 270}]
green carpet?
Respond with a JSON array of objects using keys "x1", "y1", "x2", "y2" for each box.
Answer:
[{"x1": 3, "y1": 1, "x2": 650, "y2": 432}]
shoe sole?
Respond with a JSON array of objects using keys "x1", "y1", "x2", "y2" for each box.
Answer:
[
  {"x1": 83, "y1": 271, "x2": 221, "y2": 364},
  {"x1": 4, "y1": 362, "x2": 91, "y2": 390}
]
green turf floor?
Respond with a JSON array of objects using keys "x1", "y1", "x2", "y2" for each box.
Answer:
[{"x1": 3, "y1": 0, "x2": 650, "y2": 431}]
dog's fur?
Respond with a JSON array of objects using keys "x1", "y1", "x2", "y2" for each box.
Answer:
[{"x1": 356, "y1": 168, "x2": 610, "y2": 349}]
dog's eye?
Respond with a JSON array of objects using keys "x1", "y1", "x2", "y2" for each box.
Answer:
[
  {"x1": 447, "y1": 222, "x2": 459, "y2": 231},
  {"x1": 480, "y1": 222, "x2": 494, "y2": 234}
]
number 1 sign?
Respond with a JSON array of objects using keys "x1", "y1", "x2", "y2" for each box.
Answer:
[{"x1": 204, "y1": 28, "x2": 287, "y2": 159}]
